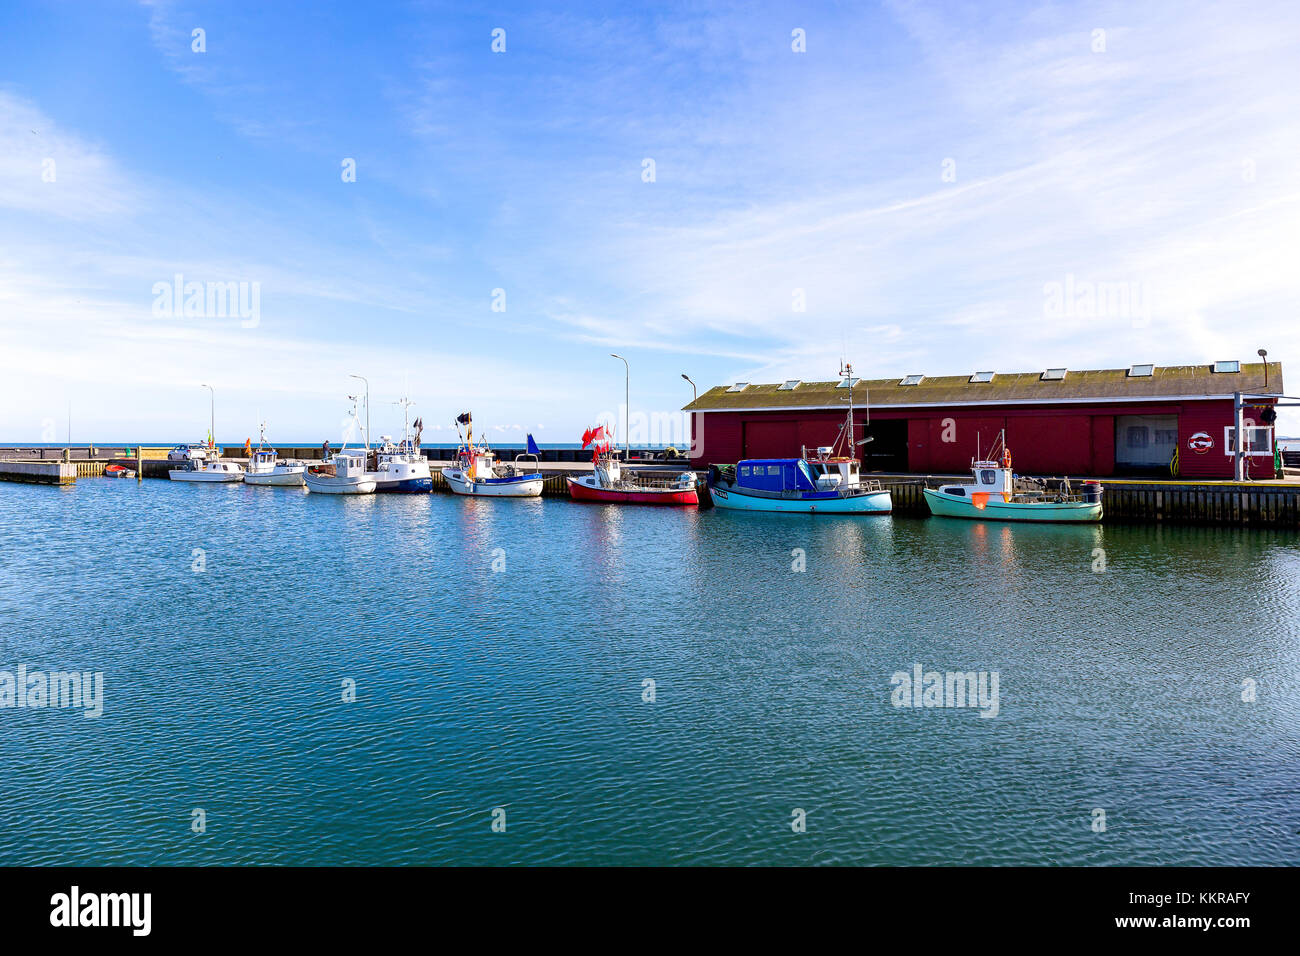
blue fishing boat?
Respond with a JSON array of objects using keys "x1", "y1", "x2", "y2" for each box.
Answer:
[
  {"x1": 707, "y1": 454, "x2": 892, "y2": 514},
  {"x1": 706, "y1": 361, "x2": 892, "y2": 515}
]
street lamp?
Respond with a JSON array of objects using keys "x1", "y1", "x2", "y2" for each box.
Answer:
[
  {"x1": 681, "y1": 373, "x2": 696, "y2": 402},
  {"x1": 349, "y1": 374, "x2": 370, "y2": 449},
  {"x1": 200, "y1": 383, "x2": 214, "y2": 447},
  {"x1": 1259, "y1": 348, "x2": 1269, "y2": 388},
  {"x1": 610, "y1": 354, "x2": 629, "y2": 457}
]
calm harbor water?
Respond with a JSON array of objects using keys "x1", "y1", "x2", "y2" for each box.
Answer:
[{"x1": 1, "y1": 479, "x2": 1298, "y2": 866}]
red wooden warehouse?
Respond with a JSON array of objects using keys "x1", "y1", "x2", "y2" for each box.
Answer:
[{"x1": 685, "y1": 361, "x2": 1283, "y2": 480}]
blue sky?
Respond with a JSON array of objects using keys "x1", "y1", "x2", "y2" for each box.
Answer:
[{"x1": 2, "y1": 0, "x2": 1299, "y2": 443}]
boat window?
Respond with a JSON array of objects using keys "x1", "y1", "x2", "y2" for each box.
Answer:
[
  {"x1": 849, "y1": 462, "x2": 858, "y2": 473},
  {"x1": 979, "y1": 470, "x2": 997, "y2": 484},
  {"x1": 767, "y1": 466, "x2": 780, "y2": 475},
  {"x1": 798, "y1": 461, "x2": 817, "y2": 485},
  {"x1": 948, "y1": 486, "x2": 966, "y2": 496},
  {"x1": 739, "y1": 466, "x2": 749, "y2": 476}
]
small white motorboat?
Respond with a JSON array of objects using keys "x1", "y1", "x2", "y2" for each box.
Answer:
[
  {"x1": 441, "y1": 414, "x2": 544, "y2": 497},
  {"x1": 243, "y1": 423, "x2": 307, "y2": 487},
  {"x1": 169, "y1": 459, "x2": 244, "y2": 482},
  {"x1": 304, "y1": 451, "x2": 377, "y2": 495}
]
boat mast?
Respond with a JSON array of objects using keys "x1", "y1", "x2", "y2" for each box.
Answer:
[
  {"x1": 394, "y1": 395, "x2": 415, "y2": 447},
  {"x1": 841, "y1": 361, "x2": 855, "y2": 455}
]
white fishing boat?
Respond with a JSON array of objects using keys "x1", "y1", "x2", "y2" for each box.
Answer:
[
  {"x1": 303, "y1": 451, "x2": 377, "y2": 495},
  {"x1": 372, "y1": 398, "x2": 432, "y2": 493},
  {"x1": 923, "y1": 432, "x2": 1103, "y2": 522},
  {"x1": 243, "y1": 422, "x2": 307, "y2": 487},
  {"x1": 169, "y1": 458, "x2": 244, "y2": 482},
  {"x1": 706, "y1": 362, "x2": 890, "y2": 514},
  {"x1": 304, "y1": 393, "x2": 378, "y2": 495},
  {"x1": 441, "y1": 413, "x2": 544, "y2": 497}
]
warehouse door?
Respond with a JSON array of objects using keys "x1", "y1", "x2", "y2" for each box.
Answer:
[
  {"x1": 742, "y1": 419, "x2": 800, "y2": 459},
  {"x1": 1115, "y1": 415, "x2": 1178, "y2": 471},
  {"x1": 861, "y1": 419, "x2": 908, "y2": 472}
]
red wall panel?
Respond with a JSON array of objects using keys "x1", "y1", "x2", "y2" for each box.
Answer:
[
  {"x1": 1090, "y1": 416, "x2": 1115, "y2": 476},
  {"x1": 907, "y1": 419, "x2": 930, "y2": 472},
  {"x1": 1178, "y1": 400, "x2": 1237, "y2": 479},
  {"x1": 742, "y1": 419, "x2": 800, "y2": 459},
  {"x1": 1004, "y1": 415, "x2": 1093, "y2": 474}
]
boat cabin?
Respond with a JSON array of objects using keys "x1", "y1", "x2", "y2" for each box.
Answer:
[
  {"x1": 332, "y1": 453, "x2": 368, "y2": 477},
  {"x1": 937, "y1": 460, "x2": 1013, "y2": 500},
  {"x1": 805, "y1": 447, "x2": 864, "y2": 491},
  {"x1": 736, "y1": 459, "x2": 820, "y2": 493},
  {"x1": 595, "y1": 456, "x2": 621, "y2": 487}
]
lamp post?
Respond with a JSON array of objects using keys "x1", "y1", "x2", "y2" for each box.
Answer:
[
  {"x1": 682, "y1": 374, "x2": 697, "y2": 460},
  {"x1": 611, "y1": 353, "x2": 629, "y2": 457},
  {"x1": 200, "y1": 383, "x2": 214, "y2": 448},
  {"x1": 349, "y1": 374, "x2": 370, "y2": 449},
  {"x1": 1259, "y1": 348, "x2": 1269, "y2": 389}
]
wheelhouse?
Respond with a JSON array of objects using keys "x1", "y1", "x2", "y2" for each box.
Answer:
[{"x1": 735, "y1": 459, "x2": 819, "y2": 493}]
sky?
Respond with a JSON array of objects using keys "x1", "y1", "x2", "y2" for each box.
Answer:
[{"x1": 2, "y1": 0, "x2": 1299, "y2": 444}]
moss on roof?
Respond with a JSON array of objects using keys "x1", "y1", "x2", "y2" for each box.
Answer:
[{"x1": 683, "y1": 363, "x2": 1284, "y2": 411}]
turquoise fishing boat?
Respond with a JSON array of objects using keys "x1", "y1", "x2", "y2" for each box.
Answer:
[{"x1": 922, "y1": 432, "x2": 1103, "y2": 523}]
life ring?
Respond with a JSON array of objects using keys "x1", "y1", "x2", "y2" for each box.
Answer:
[{"x1": 1001, "y1": 449, "x2": 1012, "y2": 468}]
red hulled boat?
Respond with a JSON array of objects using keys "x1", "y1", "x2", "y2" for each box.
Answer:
[{"x1": 566, "y1": 424, "x2": 699, "y2": 506}]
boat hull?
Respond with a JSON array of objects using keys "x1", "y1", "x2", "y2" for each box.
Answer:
[
  {"x1": 709, "y1": 484, "x2": 891, "y2": 514},
  {"x1": 303, "y1": 474, "x2": 377, "y2": 495},
  {"x1": 567, "y1": 476, "x2": 698, "y2": 506},
  {"x1": 244, "y1": 470, "x2": 306, "y2": 486},
  {"x1": 168, "y1": 470, "x2": 243, "y2": 483},
  {"x1": 375, "y1": 477, "x2": 434, "y2": 493},
  {"x1": 442, "y1": 468, "x2": 543, "y2": 497},
  {"x1": 923, "y1": 489, "x2": 1102, "y2": 522}
]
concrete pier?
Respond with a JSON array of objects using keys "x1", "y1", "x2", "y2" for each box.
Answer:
[{"x1": 0, "y1": 460, "x2": 77, "y2": 485}]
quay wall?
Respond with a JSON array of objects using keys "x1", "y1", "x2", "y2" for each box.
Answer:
[
  {"x1": 4, "y1": 448, "x2": 1298, "y2": 527},
  {"x1": 874, "y1": 475, "x2": 1300, "y2": 527}
]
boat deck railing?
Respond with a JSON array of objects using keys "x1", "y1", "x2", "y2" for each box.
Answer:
[{"x1": 614, "y1": 474, "x2": 696, "y2": 491}]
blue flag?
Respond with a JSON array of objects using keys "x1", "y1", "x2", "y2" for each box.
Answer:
[{"x1": 526, "y1": 433, "x2": 540, "y2": 456}]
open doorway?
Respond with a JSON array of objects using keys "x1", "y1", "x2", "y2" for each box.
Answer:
[{"x1": 861, "y1": 418, "x2": 908, "y2": 472}]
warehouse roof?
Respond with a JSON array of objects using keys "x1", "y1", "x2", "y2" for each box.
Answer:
[{"x1": 683, "y1": 363, "x2": 1284, "y2": 411}]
